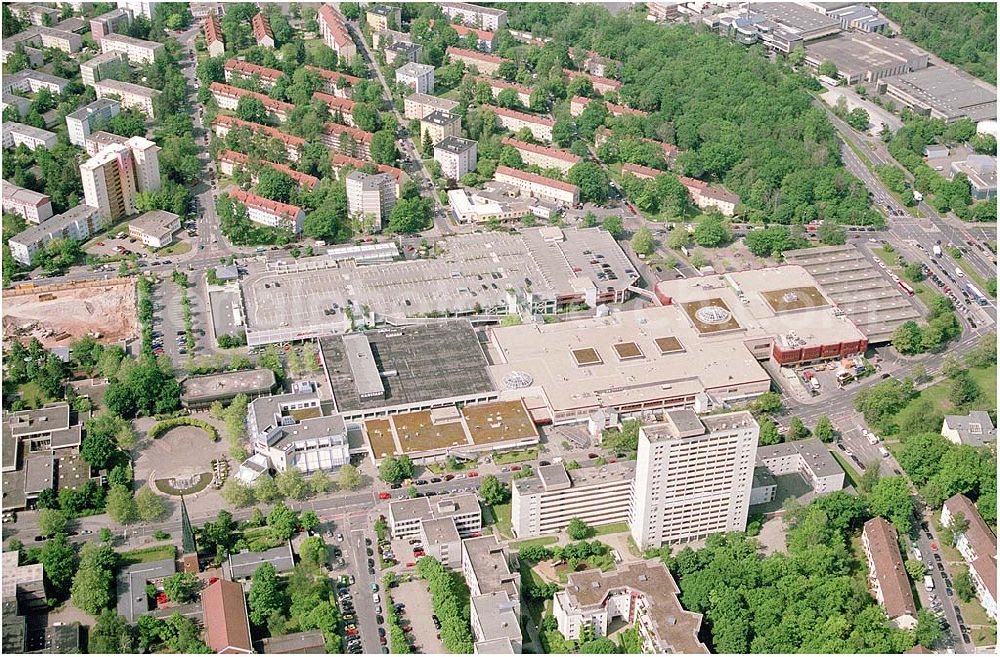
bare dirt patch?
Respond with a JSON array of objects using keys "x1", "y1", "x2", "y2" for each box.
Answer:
[{"x1": 2, "y1": 280, "x2": 138, "y2": 347}]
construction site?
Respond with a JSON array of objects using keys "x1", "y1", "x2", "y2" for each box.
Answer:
[{"x1": 1, "y1": 279, "x2": 138, "y2": 348}]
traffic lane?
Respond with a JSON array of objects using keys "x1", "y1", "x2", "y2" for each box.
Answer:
[
  {"x1": 346, "y1": 516, "x2": 381, "y2": 655},
  {"x1": 914, "y1": 523, "x2": 970, "y2": 652}
]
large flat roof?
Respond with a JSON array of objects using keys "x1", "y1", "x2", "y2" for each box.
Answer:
[
  {"x1": 804, "y1": 31, "x2": 927, "y2": 78},
  {"x1": 757, "y1": 437, "x2": 844, "y2": 477},
  {"x1": 782, "y1": 245, "x2": 921, "y2": 342},
  {"x1": 514, "y1": 461, "x2": 634, "y2": 496},
  {"x1": 485, "y1": 305, "x2": 772, "y2": 418},
  {"x1": 322, "y1": 322, "x2": 495, "y2": 413},
  {"x1": 883, "y1": 67, "x2": 997, "y2": 122},
  {"x1": 462, "y1": 535, "x2": 519, "y2": 597},
  {"x1": 180, "y1": 368, "x2": 276, "y2": 402},
  {"x1": 241, "y1": 228, "x2": 637, "y2": 338},
  {"x1": 389, "y1": 491, "x2": 480, "y2": 523}
]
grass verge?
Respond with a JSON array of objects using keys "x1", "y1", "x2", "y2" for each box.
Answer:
[{"x1": 830, "y1": 450, "x2": 862, "y2": 489}]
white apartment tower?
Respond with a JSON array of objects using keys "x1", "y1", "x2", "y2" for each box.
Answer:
[
  {"x1": 630, "y1": 409, "x2": 759, "y2": 549},
  {"x1": 346, "y1": 170, "x2": 396, "y2": 233},
  {"x1": 80, "y1": 136, "x2": 161, "y2": 222}
]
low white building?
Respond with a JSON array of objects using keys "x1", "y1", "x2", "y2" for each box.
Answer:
[
  {"x1": 94, "y1": 79, "x2": 160, "y2": 119},
  {"x1": 2, "y1": 70, "x2": 69, "y2": 96},
  {"x1": 2, "y1": 122, "x2": 57, "y2": 151},
  {"x1": 941, "y1": 494, "x2": 997, "y2": 621},
  {"x1": 941, "y1": 411, "x2": 996, "y2": 447},
  {"x1": 80, "y1": 51, "x2": 129, "y2": 87},
  {"x1": 494, "y1": 166, "x2": 580, "y2": 206},
  {"x1": 8, "y1": 205, "x2": 103, "y2": 265},
  {"x1": 99, "y1": 32, "x2": 164, "y2": 64},
  {"x1": 388, "y1": 492, "x2": 482, "y2": 539},
  {"x1": 403, "y1": 92, "x2": 459, "y2": 120},
  {"x1": 755, "y1": 438, "x2": 845, "y2": 497},
  {"x1": 128, "y1": 209, "x2": 179, "y2": 248},
  {"x1": 511, "y1": 462, "x2": 633, "y2": 538},
  {"x1": 2, "y1": 181, "x2": 53, "y2": 224}
]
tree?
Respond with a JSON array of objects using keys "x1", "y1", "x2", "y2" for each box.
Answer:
[
  {"x1": 248, "y1": 563, "x2": 285, "y2": 625},
  {"x1": 38, "y1": 509, "x2": 69, "y2": 536},
  {"x1": 948, "y1": 372, "x2": 980, "y2": 407},
  {"x1": 267, "y1": 503, "x2": 299, "y2": 540},
  {"x1": 752, "y1": 392, "x2": 783, "y2": 415},
  {"x1": 692, "y1": 214, "x2": 731, "y2": 247},
  {"x1": 817, "y1": 60, "x2": 838, "y2": 78},
  {"x1": 221, "y1": 478, "x2": 255, "y2": 508},
  {"x1": 236, "y1": 96, "x2": 269, "y2": 123},
  {"x1": 579, "y1": 638, "x2": 619, "y2": 653},
  {"x1": 954, "y1": 567, "x2": 975, "y2": 602},
  {"x1": 478, "y1": 475, "x2": 510, "y2": 505},
  {"x1": 387, "y1": 197, "x2": 431, "y2": 234},
  {"x1": 300, "y1": 510, "x2": 320, "y2": 533},
  {"x1": 567, "y1": 517, "x2": 592, "y2": 540},
  {"x1": 370, "y1": 129, "x2": 399, "y2": 164},
  {"x1": 254, "y1": 476, "x2": 282, "y2": 503},
  {"x1": 817, "y1": 223, "x2": 846, "y2": 245},
  {"x1": 106, "y1": 485, "x2": 138, "y2": 525},
  {"x1": 866, "y1": 476, "x2": 914, "y2": 534},
  {"x1": 163, "y1": 572, "x2": 200, "y2": 603},
  {"x1": 300, "y1": 535, "x2": 327, "y2": 569},
  {"x1": 904, "y1": 559, "x2": 925, "y2": 581},
  {"x1": 379, "y1": 456, "x2": 405, "y2": 484},
  {"x1": 892, "y1": 321, "x2": 924, "y2": 355},
  {"x1": 308, "y1": 470, "x2": 334, "y2": 494},
  {"x1": 631, "y1": 226, "x2": 655, "y2": 256},
  {"x1": 846, "y1": 108, "x2": 870, "y2": 131},
  {"x1": 255, "y1": 168, "x2": 296, "y2": 203},
  {"x1": 601, "y1": 216, "x2": 624, "y2": 239},
  {"x1": 89, "y1": 610, "x2": 135, "y2": 654},
  {"x1": 81, "y1": 414, "x2": 125, "y2": 469},
  {"x1": 853, "y1": 378, "x2": 914, "y2": 432},
  {"x1": 568, "y1": 161, "x2": 609, "y2": 204},
  {"x1": 758, "y1": 417, "x2": 781, "y2": 446},
  {"x1": 351, "y1": 103, "x2": 381, "y2": 132},
  {"x1": 914, "y1": 609, "x2": 943, "y2": 649},
  {"x1": 814, "y1": 416, "x2": 836, "y2": 442},
  {"x1": 338, "y1": 464, "x2": 362, "y2": 490},
  {"x1": 788, "y1": 417, "x2": 810, "y2": 441},
  {"x1": 275, "y1": 468, "x2": 310, "y2": 500},
  {"x1": 71, "y1": 542, "x2": 117, "y2": 615},
  {"x1": 40, "y1": 533, "x2": 78, "y2": 598},
  {"x1": 135, "y1": 486, "x2": 167, "y2": 522}
]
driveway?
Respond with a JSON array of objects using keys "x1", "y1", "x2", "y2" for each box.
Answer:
[{"x1": 392, "y1": 579, "x2": 446, "y2": 654}]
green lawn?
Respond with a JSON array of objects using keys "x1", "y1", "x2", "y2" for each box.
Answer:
[
  {"x1": 492, "y1": 503, "x2": 513, "y2": 538},
  {"x1": 592, "y1": 521, "x2": 630, "y2": 536},
  {"x1": 830, "y1": 450, "x2": 863, "y2": 489},
  {"x1": 901, "y1": 364, "x2": 997, "y2": 423},
  {"x1": 510, "y1": 536, "x2": 558, "y2": 551},
  {"x1": 118, "y1": 545, "x2": 177, "y2": 567},
  {"x1": 17, "y1": 382, "x2": 51, "y2": 409},
  {"x1": 156, "y1": 240, "x2": 192, "y2": 256},
  {"x1": 495, "y1": 448, "x2": 538, "y2": 465},
  {"x1": 873, "y1": 246, "x2": 901, "y2": 266}
]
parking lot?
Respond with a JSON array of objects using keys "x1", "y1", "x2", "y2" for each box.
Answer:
[
  {"x1": 85, "y1": 234, "x2": 147, "y2": 259},
  {"x1": 392, "y1": 579, "x2": 447, "y2": 654},
  {"x1": 151, "y1": 278, "x2": 210, "y2": 361}
]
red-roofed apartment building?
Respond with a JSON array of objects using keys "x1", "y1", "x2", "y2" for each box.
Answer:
[
  {"x1": 202, "y1": 579, "x2": 252, "y2": 654},
  {"x1": 475, "y1": 76, "x2": 531, "y2": 106},
  {"x1": 313, "y1": 91, "x2": 357, "y2": 123},
  {"x1": 217, "y1": 151, "x2": 319, "y2": 190},
  {"x1": 430, "y1": 20, "x2": 496, "y2": 52},
  {"x1": 224, "y1": 59, "x2": 284, "y2": 90},
  {"x1": 318, "y1": 4, "x2": 357, "y2": 60},
  {"x1": 563, "y1": 68, "x2": 622, "y2": 94},
  {"x1": 502, "y1": 137, "x2": 580, "y2": 175},
  {"x1": 210, "y1": 82, "x2": 294, "y2": 122},
  {"x1": 322, "y1": 122, "x2": 373, "y2": 159},
  {"x1": 942, "y1": 494, "x2": 997, "y2": 620},
  {"x1": 446, "y1": 46, "x2": 508, "y2": 76},
  {"x1": 213, "y1": 115, "x2": 306, "y2": 161},
  {"x1": 252, "y1": 12, "x2": 274, "y2": 48},
  {"x1": 305, "y1": 65, "x2": 360, "y2": 98},
  {"x1": 861, "y1": 517, "x2": 918, "y2": 629},
  {"x1": 494, "y1": 165, "x2": 580, "y2": 206},
  {"x1": 486, "y1": 105, "x2": 555, "y2": 142},
  {"x1": 204, "y1": 12, "x2": 224, "y2": 57},
  {"x1": 228, "y1": 188, "x2": 305, "y2": 234}
]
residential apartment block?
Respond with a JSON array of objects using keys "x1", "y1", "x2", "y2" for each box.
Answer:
[
  {"x1": 80, "y1": 51, "x2": 129, "y2": 86},
  {"x1": 446, "y1": 46, "x2": 508, "y2": 76},
  {"x1": 755, "y1": 438, "x2": 845, "y2": 498},
  {"x1": 554, "y1": 561, "x2": 707, "y2": 652},
  {"x1": 115, "y1": 0, "x2": 157, "y2": 20},
  {"x1": 396, "y1": 62, "x2": 435, "y2": 94},
  {"x1": 8, "y1": 206, "x2": 104, "y2": 264},
  {"x1": 419, "y1": 110, "x2": 461, "y2": 143},
  {"x1": 941, "y1": 494, "x2": 997, "y2": 620},
  {"x1": 312, "y1": 92, "x2": 356, "y2": 123},
  {"x1": 562, "y1": 68, "x2": 622, "y2": 94},
  {"x1": 512, "y1": 462, "x2": 633, "y2": 537},
  {"x1": 434, "y1": 136, "x2": 478, "y2": 179},
  {"x1": 90, "y1": 7, "x2": 132, "y2": 40},
  {"x1": 306, "y1": 65, "x2": 360, "y2": 97},
  {"x1": 227, "y1": 188, "x2": 305, "y2": 234},
  {"x1": 2, "y1": 122, "x2": 57, "y2": 151},
  {"x1": 501, "y1": 137, "x2": 580, "y2": 174},
  {"x1": 94, "y1": 79, "x2": 160, "y2": 119},
  {"x1": 385, "y1": 40, "x2": 422, "y2": 65},
  {"x1": 451, "y1": 23, "x2": 497, "y2": 52},
  {"x1": 81, "y1": 136, "x2": 161, "y2": 222},
  {"x1": 213, "y1": 115, "x2": 305, "y2": 161},
  {"x1": 318, "y1": 4, "x2": 357, "y2": 61},
  {"x1": 331, "y1": 155, "x2": 406, "y2": 195},
  {"x1": 3, "y1": 70, "x2": 69, "y2": 96},
  {"x1": 2, "y1": 181, "x2": 53, "y2": 224},
  {"x1": 487, "y1": 105, "x2": 555, "y2": 142},
  {"x1": 224, "y1": 59, "x2": 284, "y2": 90},
  {"x1": 403, "y1": 92, "x2": 460, "y2": 120},
  {"x1": 321, "y1": 121, "x2": 373, "y2": 160},
  {"x1": 204, "y1": 11, "x2": 225, "y2": 57},
  {"x1": 217, "y1": 150, "x2": 319, "y2": 190},
  {"x1": 65, "y1": 99, "x2": 120, "y2": 147},
  {"x1": 475, "y1": 76, "x2": 532, "y2": 106},
  {"x1": 346, "y1": 171, "x2": 397, "y2": 233},
  {"x1": 100, "y1": 32, "x2": 164, "y2": 64},
  {"x1": 210, "y1": 82, "x2": 294, "y2": 122},
  {"x1": 630, "y1": 410, "x2": 759, "y2": 549},
  {"x1": 388, "y1": 492, "x2": 482, "y2": 538},
  {"x1": 861, "y1": 517, "x2": 918, "y2": 629},
  {"x1": 441, "y1": 3, "x2": 508, "y2": 31},
  {"x1": 252, "y1": 12, "x2": 274, "y2": 48},
  {"x1": 494, "y1": 166, "x2": 579, "y2": 206},
  {"x1": 366, "y1": 5, "x2": 400, "y2": 32}
]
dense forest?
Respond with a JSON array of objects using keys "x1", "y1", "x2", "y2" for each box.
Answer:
[
  {"x1": 877, "y1": 3, "x2": 997, "y2": 84},
  {"x1": 495, "y1": 3, "x2": 881, "y2": 227}
]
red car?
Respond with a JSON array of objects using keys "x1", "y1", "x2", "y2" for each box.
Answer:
[
  {"x1": 510, "y1": 465, "x2": 521, "y2": 471},
  {"x1": 405, "y1": 562, "x2": 416, "y2": 567},
  {"x1": 588, "y1": 453, "x2": 598, "y2": 459},
  {"x1": 931, "y1": 543, "x2": 938, "y2": 551},
  {"x1": 346, "y1": 629, "x2": 359, "y2": 636},
  {"x1": 378, "y1": 492, "x2": 391, "y2": 500},
  {"x1": 413, "y1": 551, "x2": 425, "y2": 558},
  {"x1": 608, "y1": 458, "x2": 617, "y2": 464},
  {"x1": 444, "y1": 474, "x2": 455, "y2": 481},
  {"x1": 401, "y1": 626, "x2": 413, "y2": 633},
  {"x1": 468, "y1": 471, "x2": 478, "y2": 477},
  {"x1": 379, "y1": 637, "x2": 387, "y2": 645}
]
